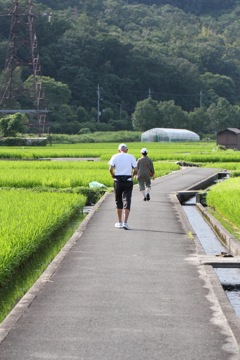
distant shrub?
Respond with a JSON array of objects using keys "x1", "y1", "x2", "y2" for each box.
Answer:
[
  {"x1": 217, "y1": 145, "x2": 227, "y2": 151},
  {"x1": 50, "y1": 131, "x2": 141, "y2": 144},
  {"x1": 79, "y1": 128, "x2": 91, "y2": 134},
  {"x1": 0, "y1": 137, "x2": 48, "y2": 146}
]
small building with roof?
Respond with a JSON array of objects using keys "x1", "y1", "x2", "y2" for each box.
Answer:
[
  {"x1": 141, "y1": 128, "x2": 200, "y2": 142},
  {"x1": 217, "y1": 128, "x2": 240, "y2": 150}
]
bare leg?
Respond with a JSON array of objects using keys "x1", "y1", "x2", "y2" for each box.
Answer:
[
  {"x1": 116, "y1": 208, "x2": 123, "y2": 223},
  {"x1": 123, "y1": 209, "x2": 130, "y2": 223}
]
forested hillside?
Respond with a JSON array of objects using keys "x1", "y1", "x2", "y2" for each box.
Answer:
[
  {"x1": 1, "y1": 0, "x2": 240, "y2": 136},
  {"x1": 128, "y1": 0, "x2": 237, "y2": 14}
]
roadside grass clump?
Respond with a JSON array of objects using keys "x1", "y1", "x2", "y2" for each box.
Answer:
[
  {"x1": 229, "y1": 171, "x2": 240, "y2": 177},
  {"x1": 206, "y1": 177, "x2": 240, "y2": 240},
  {"x1": 0, "y1": 189, "x2": 86, "y2": 286}
]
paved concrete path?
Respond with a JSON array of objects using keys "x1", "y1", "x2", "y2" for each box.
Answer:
[{"x1": 1, "y1": 167, "x2": 240, "y2": 359}]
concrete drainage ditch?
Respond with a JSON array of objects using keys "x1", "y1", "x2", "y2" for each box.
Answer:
[{"x1": 178, "y1": 171, "x2": 240, "y2": 320}]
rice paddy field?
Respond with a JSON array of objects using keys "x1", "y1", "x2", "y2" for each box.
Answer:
[
  {"x1": 1, "y1": 140, "x2": 240, "y2": 321},
  {"x1": 207, "y1": 177, "x2": 240, "y2": 240},
  {"x1": 0, "y1": 160, "x2": 180, "y2": 188},
  {"x1": 0, "y1": 190, "x2": 86, "y2": 285},
  {"x1": 1, "y1": 141, "x2": 240, "y2": 162}
]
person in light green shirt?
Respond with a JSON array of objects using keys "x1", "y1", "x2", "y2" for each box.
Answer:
[{"x1": 136, "y1": 148, "x2": 155, "y2": 201}]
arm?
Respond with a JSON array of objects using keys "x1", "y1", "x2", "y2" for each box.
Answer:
[
  {"x1": 132, "y1": 166, "x2": 138, "y2": 177},
  {"x1": 151, "y1": 160, "x2": 155, "y2": 180},
  {"x1": 109, "y1": 165, "x2": 115, "y2": 178}
]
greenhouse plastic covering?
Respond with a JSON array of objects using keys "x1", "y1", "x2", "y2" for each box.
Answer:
[{"x1": 141, "y1": 128, "x2": 200, "y2": 142}]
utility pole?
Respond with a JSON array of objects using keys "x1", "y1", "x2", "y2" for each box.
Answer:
[
  {"x1": 148, "y1": 88, "x2": 152, "y2": 99},
  {"x1": 117, "y1": 103, "x2": 122, "y2": 120},
  {"x1": 200, "y1": 90, "x2": 203, "y2": 108},
  {"x1": 97, "y1": 84, "x2": 101, "y2": 123},
  {"x1": 119, "y1": 103, "x2": 122, "y2": 120},
  {"x1": 0, "y1": 0, "x2": 48, "y2": 134}
]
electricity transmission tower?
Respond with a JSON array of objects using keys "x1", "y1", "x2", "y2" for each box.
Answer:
[{"x1": 0, "y1": 0, "x2": 48, "y2": 134}]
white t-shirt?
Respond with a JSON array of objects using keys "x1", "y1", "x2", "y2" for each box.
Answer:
[{"x1": 108, "y1": 153, "x2": 137, "y2": 176}]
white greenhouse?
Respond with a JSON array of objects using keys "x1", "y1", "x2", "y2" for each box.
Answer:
[{"x1": 141, "y1": 128, "x2": 200, "y2": 142}]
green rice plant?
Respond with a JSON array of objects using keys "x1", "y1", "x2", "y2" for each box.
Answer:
[
  {"x1": 230, "y1": 171, "x2": 240, "y2": 177},
  {"x1": 153, "y1": 161, "x2": 180, "y2": 176},
  {"x1": 203, "y1": 163, "x2": 240, "y2": 178},
  {"x1": 203, "y1": 162, "x2": 240, "y2": 170},
  {"x1": 0, "y1": 161, "x2": 111, "y2": 188},
  {"x1": 206, "y1": 177, "x2": 240, "y2": 232},
  {"x1": 0, "y1": 189, "x2": 86, "y2": 285},
  {"x1": 0, "y1": 160, "x2": 180, "y2": 189},
  {"x1": 1, "y1": 141, "x2": 240, "y2": 164},
  {"x1": 0, "y1": 141, "x2": 222, "y2": 161},
  {"x1": 0, "y1": 211, "x2": 86, "y2": 322}
]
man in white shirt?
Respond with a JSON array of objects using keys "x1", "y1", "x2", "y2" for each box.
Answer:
[{"x1": 108, "y1": 143, "x2": 138, "y2": 230}]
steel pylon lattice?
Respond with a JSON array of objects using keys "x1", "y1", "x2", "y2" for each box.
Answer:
[{"x1": 0, "y1": 0, "x2": 48, "y2": 134}]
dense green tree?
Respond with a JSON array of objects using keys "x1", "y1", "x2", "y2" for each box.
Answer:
[
  {"x1": 0, "y1": 113, "x2": 29, "y2": 137},
  {"x1": 232, "y1": 105, "x2": 240, "y2": 128},
  {"x1": 188, "y1": 107, "x2": 210, "y2": 135},
  {"x1": 127, "y1": 0, "x2": 236, "y2": 14},
  {"x1": 1, "y1": 67, "x2": 24, "y2": 109},
  {"x1": 132, "y1": 98, "x2": 159, "y2": 131},
  {"x1": 109, "y1": 119, "x2": 133, "y2": 131},
  {"x1": 157, "y1": 100, "x2": 188, "y2": 128},
  {"x1": 200, "y1": 72, "x2": 236, "y2": 104},
  {"x1": 77, "y1": 106, "x2": 90, "y2": 122},
  {"x1": 206, "y1": 98, "x2": 239, "y2": 133},
  {"x1": 24, "y1": 75, "x2": 71, "y2": 111},
  {"x1": 100, "y1": 107, "x2": 114, "y2": 123},
  {"x1": 55, "y1": 104, "x2": 77, "y2": 123}
]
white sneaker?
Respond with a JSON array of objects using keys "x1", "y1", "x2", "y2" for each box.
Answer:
[
  {"x1": 123, "y1": 223, "x2": 130, "y2": 230},
  {"x1": 115, "y1": 222, "x2": 123, "y2": 228}
]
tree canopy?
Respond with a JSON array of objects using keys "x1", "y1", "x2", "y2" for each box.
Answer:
[{"x1": 0, "y1": 0, "x2": 240, "y2": 135}]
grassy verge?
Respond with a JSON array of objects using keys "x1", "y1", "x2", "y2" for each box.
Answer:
[
  {"x1": 0, "y1": 210, "x2": 86, "y2": 322},
  {"x1": 207, "y1": 207, "x2": 240, "y2": 243},
  {"x1": 206, "y1": 176, "x2": 240, "y2": 242}
]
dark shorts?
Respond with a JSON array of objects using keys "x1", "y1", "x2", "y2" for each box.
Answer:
[{"x1": 114, "y1": 179, "x2": 133, "y2": 210}]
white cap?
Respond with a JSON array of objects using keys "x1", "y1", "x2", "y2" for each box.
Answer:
[
  {"x1": 118, "y1": 143, "x2": 128, "y2": 150},
  {"x1": 141, "y1": 147, "x2": 148, "y2": 154}
]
